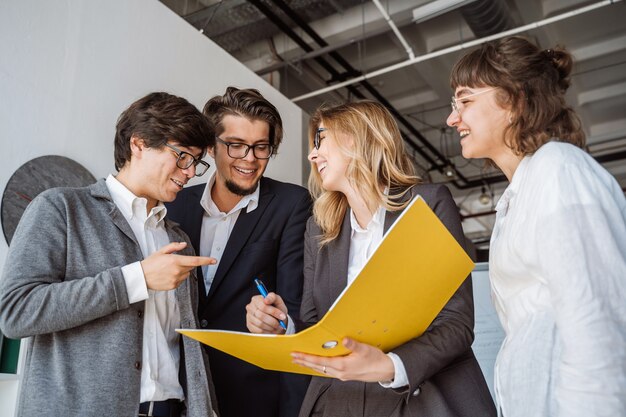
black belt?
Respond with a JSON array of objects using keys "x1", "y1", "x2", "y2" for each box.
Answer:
[{"x1": 138, "y1": 399, "x2": 183, "y2": 417}]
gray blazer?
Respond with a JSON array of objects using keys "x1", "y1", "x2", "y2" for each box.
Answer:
[
  {"x1": 297, "y1": 184, "x2": 496, "y2": 417},
  {"x1": 0, "y1": 179, "x2": 216, "y2": 417}
]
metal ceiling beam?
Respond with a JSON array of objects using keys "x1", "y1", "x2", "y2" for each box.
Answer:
[
  {"x1": 247, "y1": 0, "x2": 626, "y2": 191},
  {"x1": 372, "y1": 0, "x2": 415, "y2": 59},
  {"x1": 255, "y1": 21, "x2": 403, "y2": 76},
  {"x1": 249, "y1": 0, "x2": 485, "y2": 187},
  {"x1": 291, "y1": 0, "x2": 623, "y2": 102}
]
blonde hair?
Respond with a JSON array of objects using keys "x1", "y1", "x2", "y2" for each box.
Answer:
[{"x1": 308, "y1": 100, "x2": 419, "y2": 245}]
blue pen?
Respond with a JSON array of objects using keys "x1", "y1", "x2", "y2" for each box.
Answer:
[{"x1": 254, "y1": 278, "x2": 288, "y2": 330}]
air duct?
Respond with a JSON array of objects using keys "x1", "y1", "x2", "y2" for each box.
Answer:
[{"x1": 460, "y1": 0, "x2": 514, "y2": 38}]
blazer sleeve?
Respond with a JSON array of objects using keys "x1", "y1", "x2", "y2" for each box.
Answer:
[
  {"x1": 0, "y1": 192, "x2": 131, "y2": 339},
  {"x1": 274, "y1": 189, "x2": 313, "y2": 417},
  {"x1": 391, "y1": 184, "x2": 475, "y2": 398},
  {"x1": 275, "y1": 189, "x2": 312, "y2": 320},
  {"x1": 298, "y1": 216, "x2": 320, "y2": 327}
]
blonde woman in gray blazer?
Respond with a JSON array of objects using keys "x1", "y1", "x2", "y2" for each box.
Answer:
[
  {"x1": 0, "y1": 93, "x2": 218, "y2": 417},
  {"x1": 247, "y1": 100, "x2": 496, "y2": 417}
]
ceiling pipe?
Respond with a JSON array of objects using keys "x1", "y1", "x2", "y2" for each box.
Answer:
[
  {"x1": 412, "y1": 0, "x2": 479, "y2": 23},
  {"x1": 246, "y1": 1, "x2": 360, "y2": 91},
  {"x1": 249, "y1": 0, "x2": 626, "y2": 191},
  {"x1": 248, "y1": 0, "x2": 528, "y2": 189},
  {"x1": 255, "y1": 0, "x2": 537, "y2": 189},
  {"x1": 461, "y1": 209, "x2": 496, "y2": 220},
  {"x1": 249, "y1": 0, "x2": 468, "y2": 182},
  {"x1": 372, "y1": 0, "x2": 415, "y2": 59},
  {"x1": 256, "y1": 22, "x2": 400, "y2": 76},
  {"x1": 291, "y1": 0, "x2": 623, "y2": 102},
  {"x1": 460, "y1": 0, "x2": 514, "y2": 38}
]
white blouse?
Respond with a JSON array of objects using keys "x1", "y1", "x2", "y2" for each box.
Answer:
[{"x1": 489, "y1": 142, "x2": 626, "y2": 417}]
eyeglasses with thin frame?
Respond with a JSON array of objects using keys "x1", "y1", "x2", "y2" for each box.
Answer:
[
  {"x1": 451, "y1": 87, "x2": 496, "y2": 115},
  {"x1": 164, "y1": 143, "x2": 210, "y2": 177},
  {"x1": 313, "y1": 127, "x2": 327, "y2": 150},
  {"x1": 215, "y1": 137, "x2": 273, "y2": 160}
]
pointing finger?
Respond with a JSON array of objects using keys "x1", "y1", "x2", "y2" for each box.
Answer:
[
  {"x1": 177, "y1": 255, "x2": 217, "y2": 267},
  {"x1": 158, "y1": 241, "x2": 187, "y2": 254}
]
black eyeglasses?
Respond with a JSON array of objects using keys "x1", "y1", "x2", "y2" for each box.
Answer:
[
  {"x1": 313, "y1": 127, "x2": 327, "y2": 150},
  {"x1": 215, "y1": 137, "x2": 273, "y2": 160},
  {"x1": 164, "y1": 143, "x2": 210, "y2": 177}
]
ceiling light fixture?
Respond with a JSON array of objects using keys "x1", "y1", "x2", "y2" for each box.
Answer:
[
  {"x1": 478, "y1": 186, "x2": 491, "y2": 205},
  {"x1": 412, "y1": 0, "x2": 479, "y2": 24},
  {"x1": 443, "y1": 163, "x2": 457, "y2": 180}
]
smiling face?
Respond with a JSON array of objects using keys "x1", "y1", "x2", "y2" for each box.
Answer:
[
  {"x1": 307, "y1": 123, "x2": 352, "y2": 194},
  {"x1": 124, "y1": 136, "x2": 202, "y2": 211},
  {"x1": 446, "y1": 86, "x2": 512, "y2": 163},
  {"x1": 210, "y1": 114, "x2": 270, "y2": 207}
]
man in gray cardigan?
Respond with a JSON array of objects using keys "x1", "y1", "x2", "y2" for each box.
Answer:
[{"x1": 0, "y1": 92, "x2": 218, "y2": 417}]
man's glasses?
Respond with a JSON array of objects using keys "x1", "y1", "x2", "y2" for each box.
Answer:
[
  {"x1": 215, "y1": 137, "x2": 273, "y2": 160},
  {"x1": 451, "y1": 87, "x2": 496, "y2": 115},
  {"x1": 164, "y1": 143, "x2": 210, "y2": 177},
  {"x1": 313, "y1": 127, "x2": 327, "y2": 150}
]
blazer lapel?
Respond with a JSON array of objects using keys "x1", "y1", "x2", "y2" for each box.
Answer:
[
  {"x1": 90, "y1": 180, "x2": 139, "y2": 246},
  {"x1": 207, "y1": 181, "x2": 275, "y2": 300},
  {"x1": 325, "y1": 187, "x2": 416, "y2": 310},
  {"x1": 184, "y1": 187, "x2": 206, "y2": 252},
  {"x1": 325, "y1": 210, "x2": 352, "y2": 311},
  {"x1": 182, "y1": 186, "x2": 209, "y2": 304},
  {"x1": 384, "y1": 186, "x2": 417, "y2": 232},
  {"x1": 383, "y1": 209, "x2": 402, "y2": 234}
]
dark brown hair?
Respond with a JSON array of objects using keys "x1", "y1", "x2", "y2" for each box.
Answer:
[
  {"x1": 450, "y1": 36, "x2": 585, "y2": 155},
  {"x1": 203, "y1": 86, "x2": 283, "y2": 154},
  {"x1": 114, "y1": 92, "x2": 214, "y2": 171}
]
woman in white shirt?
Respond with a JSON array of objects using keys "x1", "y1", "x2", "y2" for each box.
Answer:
[
  {"x1": 446, "y1": 36, "x2": 626, "y2": 417},
  {"x1": 246, "y1": 100, "x2": 496, "y2": 417}
]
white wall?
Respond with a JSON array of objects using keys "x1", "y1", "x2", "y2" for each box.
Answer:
[
  {"x1": 0, "y1": 0, "x2": 306, "y2": 414},
  {"x1": 0, "y1": 0, "x2": 306, "y2": 268}
]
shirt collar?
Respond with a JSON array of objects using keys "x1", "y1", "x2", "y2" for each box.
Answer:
[
  {"x1": 350, "y1": 204, "x2": 386, "y2": 234},
  {"x1": 105, "y1": 174, "x2": 167, "y2": 223},
  {"x1": 494, "y1": 155, "x2": 531, "y2": 214},
  {"x1": 199, "y1": 170, "x2": 260, "y2": 216}
]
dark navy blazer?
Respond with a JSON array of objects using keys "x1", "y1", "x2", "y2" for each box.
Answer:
[{"x1": 167, "y1": 176, "x2": 312, "y2": 417}]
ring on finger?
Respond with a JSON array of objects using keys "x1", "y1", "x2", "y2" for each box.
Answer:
[{"x1": 322, "y1": 365, "x2": 327, "y2": 374}]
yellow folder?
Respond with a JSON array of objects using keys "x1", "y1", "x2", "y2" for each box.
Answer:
[{"x1": 178, "y1": 196, "x2": 474, "y2": 376}]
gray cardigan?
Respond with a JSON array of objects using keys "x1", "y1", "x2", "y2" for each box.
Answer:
[{"x1": 0, "y1": 179, "x2": 216, "y2": 417}]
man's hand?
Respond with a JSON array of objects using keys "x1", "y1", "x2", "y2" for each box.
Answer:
[
  {"x1": 141, "y1": 242, "x2": 216, "y2": 291},
  {"x1": 246, "y1": 293, "x2": 288, "y2": 334}
]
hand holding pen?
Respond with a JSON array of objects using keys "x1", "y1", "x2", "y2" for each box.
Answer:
[{"x1": 246, "y1": 278, "x2": 289, "y2": 334}]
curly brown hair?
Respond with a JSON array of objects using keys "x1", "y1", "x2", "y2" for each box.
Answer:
[{"x1": 450, "y1": 36, "x2": 585, "y2": 155}]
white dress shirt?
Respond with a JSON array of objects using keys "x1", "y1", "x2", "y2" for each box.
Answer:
[
  {"x1": 489, "y1": 142, "x2": 626, "y2": 417},
  {"x1": 199, "y1": 171, "x2": 259, "y2": 293},
  {"x1": 286, "y1": 204, "x2": 411, "y2": 387},
  {"x1": 346, "y1": 206, "x2": 410, "y2": 389},
  {"x1": 106, "y1": 175, "x2": 184, "y2": 402}
]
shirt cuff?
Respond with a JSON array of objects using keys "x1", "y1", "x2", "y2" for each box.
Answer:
[
  {"x1": 379, "y1": 352, "x2": 409, "y2": 389},
  {"x1": 285, "y1": 314, "x2": 296, "y2": 335},
  {"x1": 121, "y1": 261, "x2": 149, "y2": 304}
]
